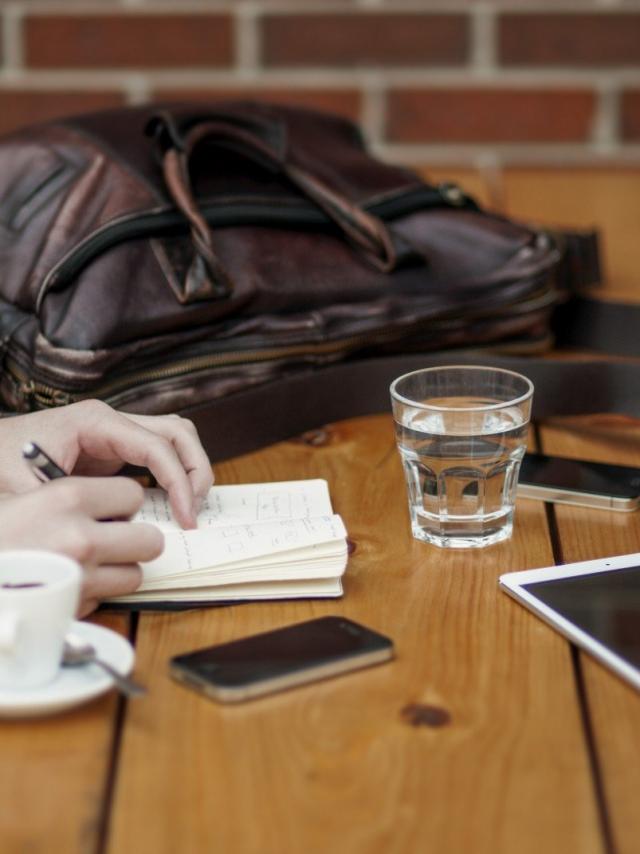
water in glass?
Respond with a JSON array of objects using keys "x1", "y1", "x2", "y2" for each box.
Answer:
[{"x1": 395, "y1": 395, "x2": 528, "y2": 548}]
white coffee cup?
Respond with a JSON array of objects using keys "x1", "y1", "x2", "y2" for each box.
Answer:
[{"x1": 0, "y1": 551, "x2": 81, "y2": 690}]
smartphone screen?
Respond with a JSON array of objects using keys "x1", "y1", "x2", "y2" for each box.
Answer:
[
  {"x1": 170, "y1": 616, "x2": 394, "y2": 703},
  {"x1": 518, "y1": 452, "x2": 640, "y2": 510}
]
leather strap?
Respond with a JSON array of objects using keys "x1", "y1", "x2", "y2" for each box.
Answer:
[
  {"x1": 162, "y1": 147, "x2": 234, "y2": 301},
  {"x1": 182, "y1": 347, "x2": 640, "y2": 464},
  {"x1": 178, "y1": 226, "x2": 636, "y2": 463},
  {"x1": 554, "y1": 295, "x2": 640, "y2": 357},
  {"x1": 151, "y1": 152, "x2": 611, "y2": 456}
]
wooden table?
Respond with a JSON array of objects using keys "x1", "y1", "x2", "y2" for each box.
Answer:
[{"x1": 2, "y1": 169, "x2": 640, "y2": 854}]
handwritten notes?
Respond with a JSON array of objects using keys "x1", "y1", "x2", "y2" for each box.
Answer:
[
  {"x1": 113, "y1": 480, "x2": 348, "y2": 604},
  {"x1": 134, "y1": 479, "x2": 334, "y2": 530}
]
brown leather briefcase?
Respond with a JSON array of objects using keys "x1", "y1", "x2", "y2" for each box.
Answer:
[{"x1": 0, "y1": 101, "x2": 601, "y2": 456}]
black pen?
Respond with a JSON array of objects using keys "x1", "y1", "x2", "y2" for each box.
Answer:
[{"x1": 22, "y1": 441, "x2": 67, "y2": 482}]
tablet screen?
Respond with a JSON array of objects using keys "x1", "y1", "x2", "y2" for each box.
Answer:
[{"x1": 523, "y1": 566, "x2": 640, "y2": 670}]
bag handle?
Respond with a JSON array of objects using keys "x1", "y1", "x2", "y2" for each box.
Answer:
[{"x1": 146, "y1": 111, "x2": 401, "y2": 303}]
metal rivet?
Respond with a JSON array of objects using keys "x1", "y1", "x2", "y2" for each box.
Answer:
[{"x1": 438, "y1": 182, "x2": 465, "y2": 206}]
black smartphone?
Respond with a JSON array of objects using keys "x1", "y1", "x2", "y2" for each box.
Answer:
[
  {"x1": 517, "y1": 452, "x2": 640, "y2": 511},
  {"x1": 170, "y1": 616, "x2": 394, "y2": 703}
]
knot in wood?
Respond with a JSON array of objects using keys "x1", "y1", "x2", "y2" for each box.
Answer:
[{"x1": 401, "y1": 703, "x2": 451, "y2": 728}]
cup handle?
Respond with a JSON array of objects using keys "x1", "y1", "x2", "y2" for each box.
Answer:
[{"x1": 0, "y1": 612, "x2": 21, "y2": 651}]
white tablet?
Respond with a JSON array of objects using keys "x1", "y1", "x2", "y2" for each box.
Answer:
[{"x1": 499, "y1": 552, "x2": 640, "y2": 691}]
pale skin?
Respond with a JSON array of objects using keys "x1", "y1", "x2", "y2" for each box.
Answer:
[{"x1": 0, "y1": 400, "x2": 214, "y2": 616}]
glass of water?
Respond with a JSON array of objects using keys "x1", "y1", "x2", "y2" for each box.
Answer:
[{"x1": 390, "y1": 366, "x2": 533, "y2": 548}]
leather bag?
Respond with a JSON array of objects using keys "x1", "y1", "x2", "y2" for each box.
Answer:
[{"x1": 0, "y1": 102, "x2": 602, "y2": 457}]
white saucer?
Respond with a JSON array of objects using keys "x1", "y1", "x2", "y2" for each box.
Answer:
[{"x1": 0, "y1": 620, "x2": 135, "y2": 718}]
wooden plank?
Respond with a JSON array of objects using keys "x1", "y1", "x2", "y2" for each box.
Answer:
[
  {"x1": 538, "y1": 418, "x2": 640, "y2": 854},
  {"x1": 0, "y1": 611, "x2": 128, "y2": 854},
  {"x1": 511, "y1": 166, "x2": 640, "y2": 853},
  {"x1": 501, "y1": 168, "x2": 640, "y2": 294},
  {"x1": 108, "y1": 415, "x2": 602, "y2": 854}
]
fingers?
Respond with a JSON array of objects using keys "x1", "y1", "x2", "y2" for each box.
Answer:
[
  {"x1": 44, "y1": 476, "x2": 145, "y2": 521},
  {"x1": 0, "y1": 401, "x2": 213, "y2": 515},
  {"x1": 79, "y1": 564, "x2": 143, "y2": 617},
  {"x1": 23, "y1": 479, "x2": 163, "y2": 565},
  {"x1": 124, "y1": 412, "x2": 214, "y2": 501},
  {"x1": 0, "y1": 472, "x2": 163, "y2": 618},
  {"x1": 77, "y1": 402, "x2": 206, "y2": 529},
  {"x1": 78, "y1": 599, "x2": 100, "y2": 619},
  {"x1": 83, "y1": 521, "x2": 164, "y2": 566}
]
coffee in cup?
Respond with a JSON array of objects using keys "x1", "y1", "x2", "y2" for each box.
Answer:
[{"x1": 0, "y1": 551, "x2": 81, "y2": 690}]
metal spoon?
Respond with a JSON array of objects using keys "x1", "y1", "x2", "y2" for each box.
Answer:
[{"x1": 62, "y1": 633, "x2": 146, "y2": 698}]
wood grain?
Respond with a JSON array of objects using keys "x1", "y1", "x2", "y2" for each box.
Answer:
[
  {"x1": 10, "y1": 167, "x2": 640, "y2": 854},
  {"x1": 538, "y1": 419, "x2": 640, "y2": 854},
  {"x1": 506, "y1": 166, "x2": 640, "y2": 854},
  {"x1": 501, "y1": 168, "x2": 640, "y2": 292},
  {"x1": 108, "y1": 417, "x2": 602, "y2": 854},
  {"x1": 0, "y1": 612, "x2": 128, "y2": 854}
]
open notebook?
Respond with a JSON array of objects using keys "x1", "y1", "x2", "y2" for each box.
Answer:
[{"x1": 110, "y1": 479, "x2": 348, "y2": 604}]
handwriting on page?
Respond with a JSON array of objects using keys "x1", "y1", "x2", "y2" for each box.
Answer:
[
  {"x1": 141, "y1": 515, "x2": 346, "y2": 580},
  {"x1": 201, "y1": 490, "x2": 307, "y2": 522},
  {"x1": 134, "y1": 480, "x2": 333, "y2": 530}
]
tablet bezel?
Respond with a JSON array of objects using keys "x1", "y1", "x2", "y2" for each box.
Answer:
[{"x1": 499, "y1": 552, "x2": 640, "y2": 692}]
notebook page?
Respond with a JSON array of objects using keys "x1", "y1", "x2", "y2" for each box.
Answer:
[
  {"x1": 138, "y1": 541, "x2": 348, "y2": 590},
  {"x1": 134, "y1": 480, "x2": 334, "y2": 531},
  {"x1": 148, "y1": 539, "x2": 347, "y2": 580},
  {"x1": 112, "y1": 576, "x2": 343, "y2": 603},
  {"x1": 141, "y1": 515, "x2": 347, "y2": 581},
  {"x1": 138, "y1": 559, "x2": 347, "y2": 590}
]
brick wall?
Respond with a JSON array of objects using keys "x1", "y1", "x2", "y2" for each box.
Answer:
[{"x1": 1, "y1": 0, "x2": 640, "y2": 171}]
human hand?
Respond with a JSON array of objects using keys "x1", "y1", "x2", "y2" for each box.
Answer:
[
  {"x1": 0, "y1": 400, "x2": 213, "y2": 528},
  {"x1": 0, "y1": 477, "x2": 163, "y2": 617}
]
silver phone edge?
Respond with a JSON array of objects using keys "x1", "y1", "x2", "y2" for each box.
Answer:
[
  {"x1": 517, "y1": 482, "x2": 640, "y2": 511},
  {"x1": 170, "y1": 645, "x2": 394, "y2": 704}
]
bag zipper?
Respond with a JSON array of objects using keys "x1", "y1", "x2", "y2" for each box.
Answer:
[
  {"x1": 6, "y1": 335, "x2": 398, "y2": 408},
  {"x1": 9, "y1": 285, "x2": 556, "y2": 410},
  {"x1": 36, "y1": 184, "x2": 475, "y2": 308}
]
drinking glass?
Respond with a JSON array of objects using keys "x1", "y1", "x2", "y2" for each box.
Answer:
[{"x1": 390, "y1": 366, "x2": 534, "y2": 548}]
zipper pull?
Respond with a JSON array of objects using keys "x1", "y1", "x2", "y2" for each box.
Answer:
[
  {"x1": 16, "y1": 377, "x2": 72, "y2": 409},
  {"x1": 33, "y1": 387, "x2": 73, "y2": 408},
  {"x1": 18, "y1": 377, "x2": 35, "y2": 398},
  {"x1": 11, "y1": 377, "x2": 36, "y2": 412}
]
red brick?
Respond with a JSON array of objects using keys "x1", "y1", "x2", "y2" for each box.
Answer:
[
  {"x1": 386, "y1": 88, "x2": 595, "y2": 144},
  {"x1": 499, "y1": 13, "x2": 640, "y2": 67},
  {"x1": 24, "y1": 14, "x2": 233, "y2": 69},
  {"x1": 262, "y1": 14, "x2": 468, "y2": 67},
  {"x1": 0, "y1": 90, "x2": 125, "y2": 137},
  {"x1": 621, "y1": 90, "x2": 640, "y2": 141},
  {"x1": 151, "y1": 89, "x2": 362, "y2": 123}
]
